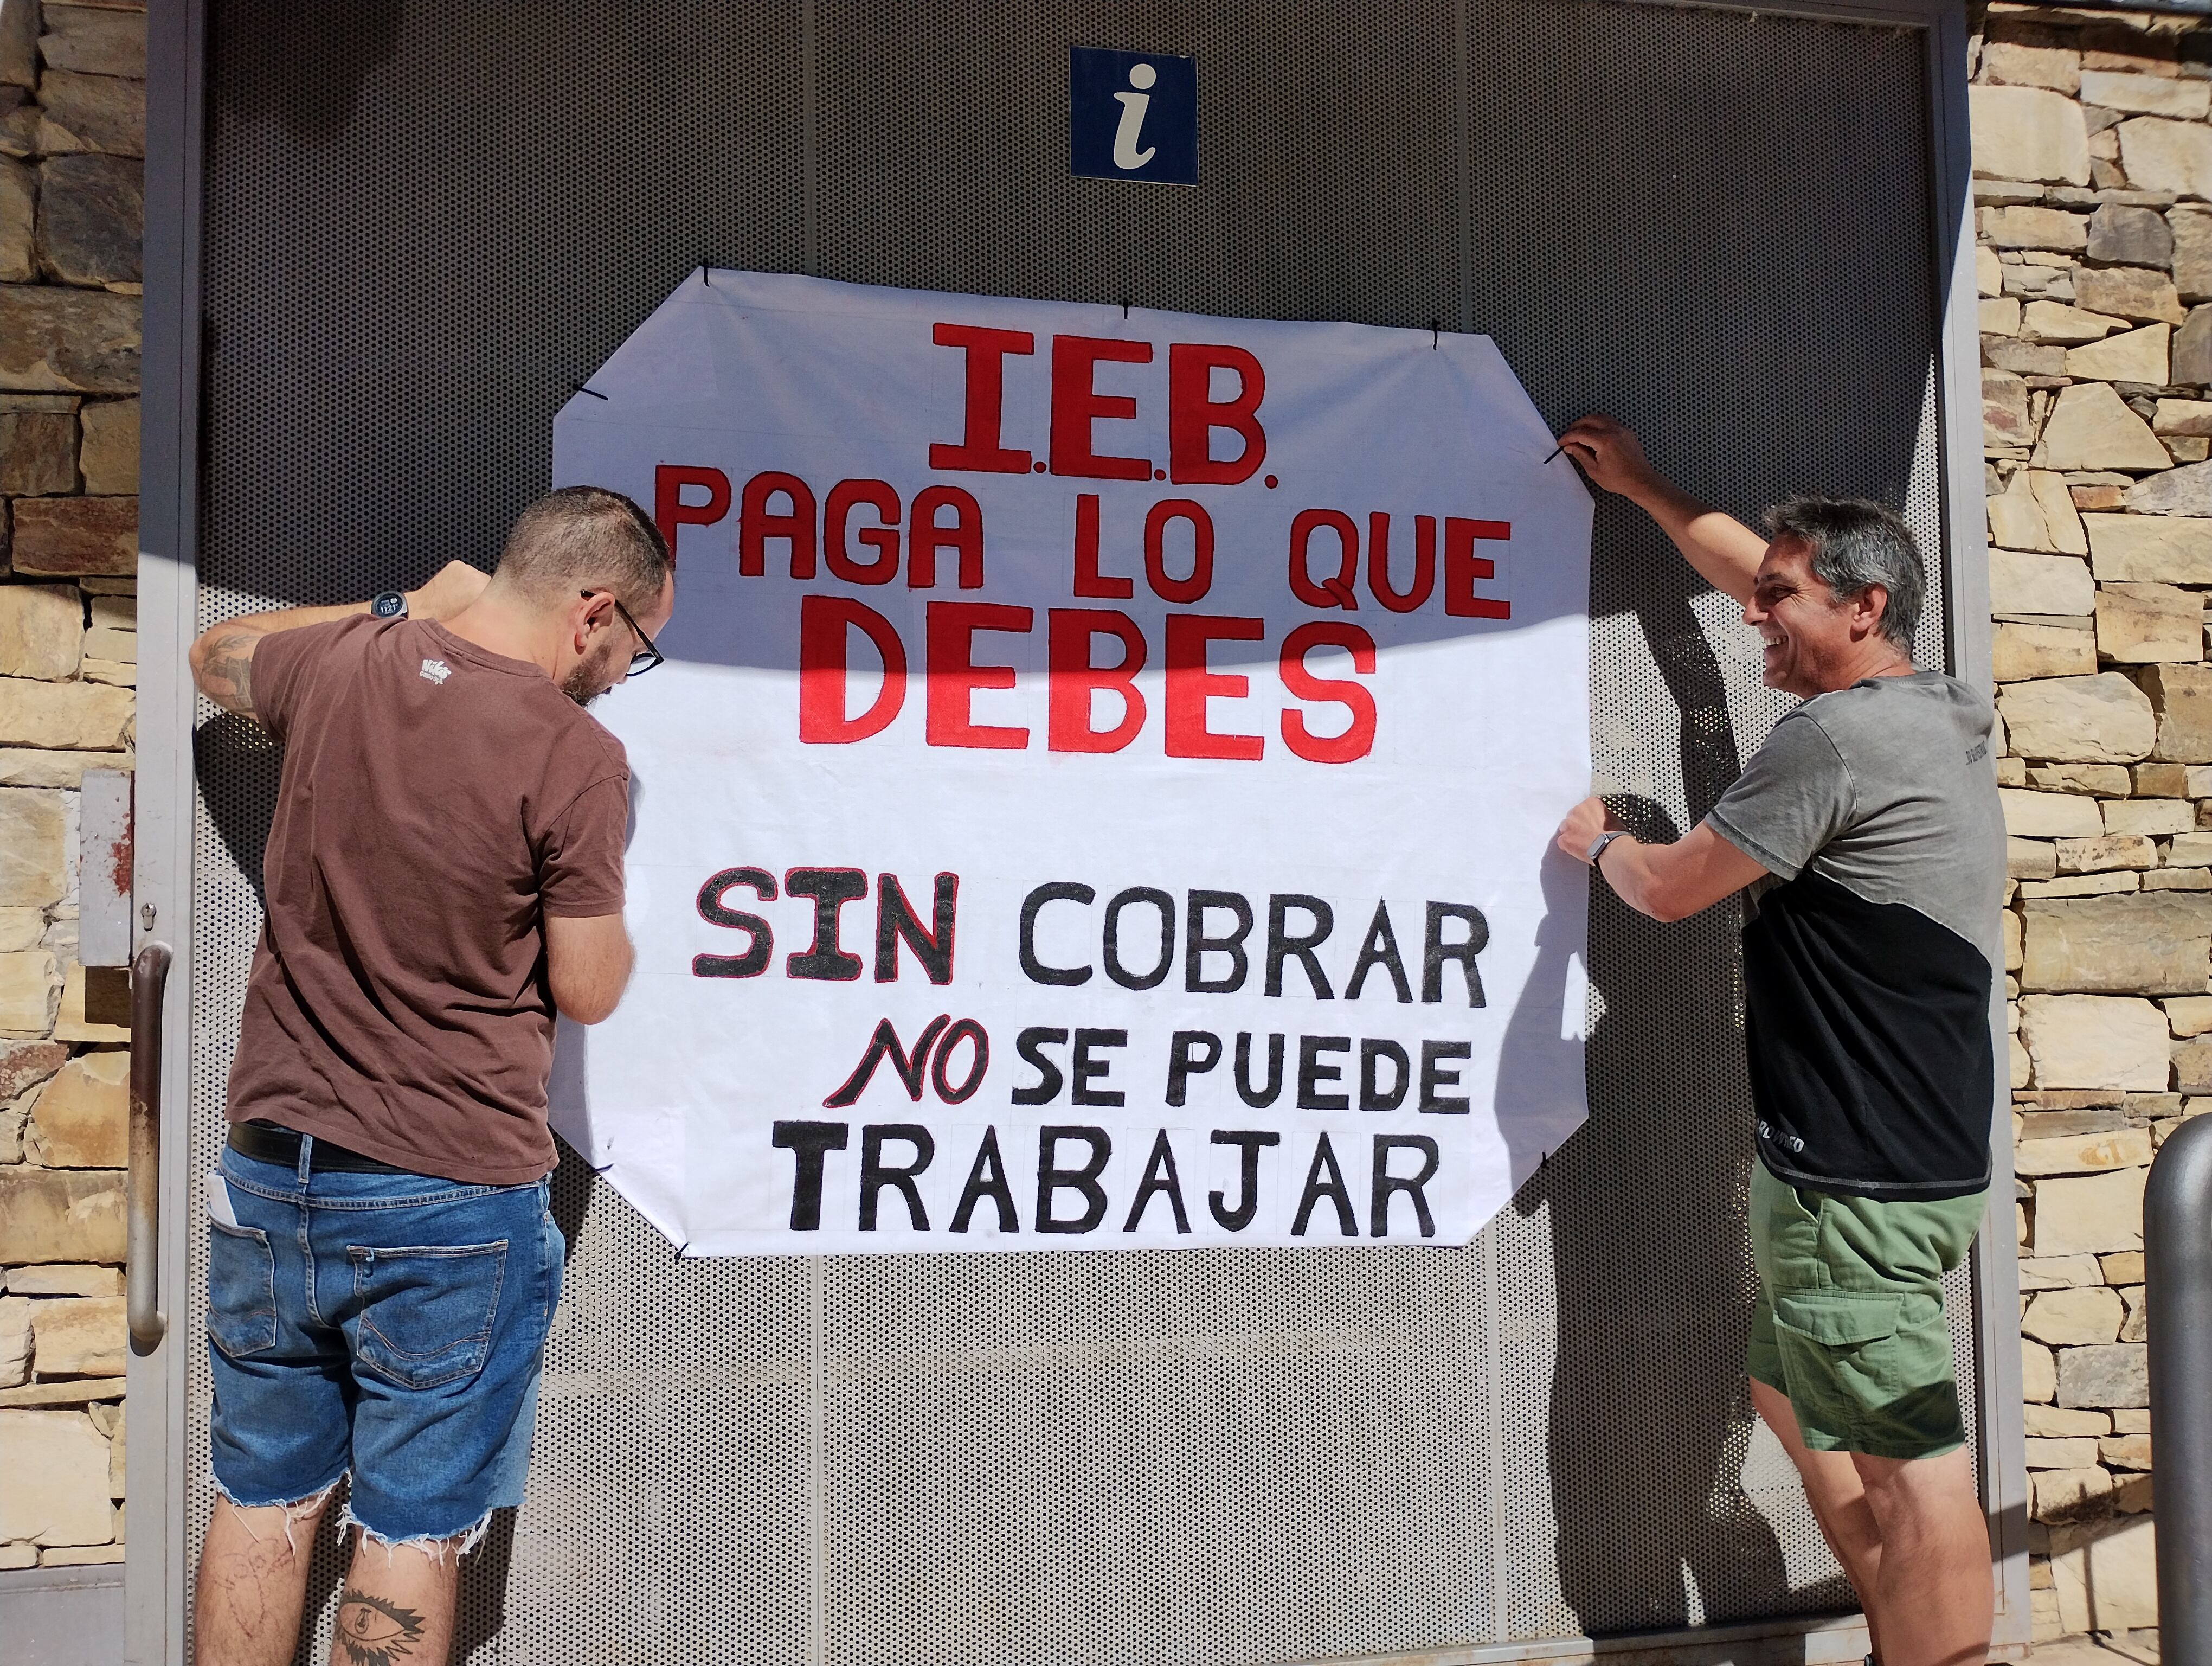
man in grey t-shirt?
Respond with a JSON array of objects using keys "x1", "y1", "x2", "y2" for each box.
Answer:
[{"x1": 1548, "y1": 416, "x2": 2003, "y2": 1666}]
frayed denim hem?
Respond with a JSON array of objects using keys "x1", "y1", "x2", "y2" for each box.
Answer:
[
  {"x1": 337, "y1": 1497, "x2": 495, "y2": 1565},
  {"x1": 210, "y1": 1473, "x2": 346, "y2": 1557}
]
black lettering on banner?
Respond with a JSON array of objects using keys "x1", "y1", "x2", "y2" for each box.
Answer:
[
  {"x1": 931, "y1": 1018, "x2": 989, "y2": 1103},
  {"x1": 1036, "y1": 1126, "x2": 1113, "y2": 1233},
  {"x1": 1012, "y1": 1027, "x2": 1068, "y2": 1105},
  {"x1": 1166, "y1": 1030, "x2": 1221, "y2": 1106},
  {"x1": 950, "y1": 1125, "x2": 1020, "y2": 1233},
  {"x1": 786, "y1": 869, "x2": 869, "y2": 980},
  {"x1": 1297, "y1": 1035, "x2": 1352, "y2": 1110},
  {"x1": 1360, "y1": 1039, "x2": 1410, "y2": 1112},
  {"x1": 1072, "y1": 1028, "x2": 1128, "y2": 1107},
  {"x1": 876, "y1": 873, "x2": 958, "y2": 983},
  {"x1": 1233, "y1": 1031, "x2": 1284, "y2": 1107},
  {"x1": 693, "y1": 867, "x2": 777, "y2": 978},
  {"x1": 1370, "y1": 1134, "x2": 1439, "y2": 1238},
  {"x1": 1019, "y1": 882, "x2": 1094, "y2": 987},
  {"x1": 1345, "y1": 901, "x2": 1413, "y2": 1003},
  {"x1": 1103, "y1": 887, "x2": 1176, "y2": 990},
  {"x1": 1422, "y1": 901, "x2": 1490, "y2": 1007},
  {"x1": 772, "y1": 1120, "x2": 850, "y2": 1231},
  {"x1": 1420, "y1": 1039, "x2": 1472, "y2": 1114},
  {"x1": 1264, "y1": 894, "x2": 1335, "y2": 998},
  {"x1": 822, "y1": 1015, "x2": 950, "y2": 1107},
  {"x1": 1208, "y1": 1130, "x2": 1281, "y2": 1231},
  {"x1": 1290, "y1": 1133, "x2": 1358, "y2": 1238},
  {"x1": 1185, "y1": 890, "x2": 1254, "y2": 992},
  {"x1": 1122, "y1": 1129, "x2": 1192, "y2": 1233},
  {"x1": 859, "y1": 1123, "x2": 935, "y2": 1230}
]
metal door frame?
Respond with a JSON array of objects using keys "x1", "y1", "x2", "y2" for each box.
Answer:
[{"x1": 124, "y1": 1, "x2": 2028, "y2": 1659}]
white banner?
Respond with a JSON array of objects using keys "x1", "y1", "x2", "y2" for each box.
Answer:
[{"x1": 549, "y1": 270, "x2": 1592, "y2": 1256}]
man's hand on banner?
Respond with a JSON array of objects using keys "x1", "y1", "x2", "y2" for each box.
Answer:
[
  {"x1": 1556, "y1": 796, "x2": 1770, "y2": 924},
  {"x1": 1553, "y1": 415, "x2": 1663, "y2": 500}
]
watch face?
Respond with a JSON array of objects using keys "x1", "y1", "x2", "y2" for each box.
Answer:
[{"x1": 371, "y1": 592, "x2": 406, "y2": 618}]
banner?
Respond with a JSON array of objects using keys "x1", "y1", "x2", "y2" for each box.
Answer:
[{"x1": 549, "y1": 270, "x2": 1592, "y2": 1256}]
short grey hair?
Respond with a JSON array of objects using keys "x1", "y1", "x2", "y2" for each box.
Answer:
[
  {"x1": 1761, "y1": 496, "x2": 1924, "y2": 653},
  {"x1": 498, "y1": 485, "x2": 671, "y2": 614}
]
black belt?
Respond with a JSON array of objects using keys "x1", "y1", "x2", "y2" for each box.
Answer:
[{"x1": 228, "y1": 1119, "x2": 413, "y2": 1174}]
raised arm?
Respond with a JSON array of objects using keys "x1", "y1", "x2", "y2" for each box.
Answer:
[
  {"x1": 1554, "y1": 415, "x2": 1767, "y2": 604},
  {"x1": 188, "y1": 561, "x2": 490, "y2": 722}
]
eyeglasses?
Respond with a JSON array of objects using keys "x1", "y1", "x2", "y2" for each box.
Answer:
[{"x1": 582, "y1": 589, "x2": 664, "y2": 677}]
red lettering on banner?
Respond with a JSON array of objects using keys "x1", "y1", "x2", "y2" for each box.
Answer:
[
  {"x1": 741, "y1": 471, "x2": 818, "y2": 579},
  {"x1": 653, "y1": 465, "x2": 730, "y2": 561},
  {"x1": 1288, "y1": 509, "x2": 1360, "y2": 611},
  {"x1": 1050, "y1": 336, "x2": 1153, "y2": 480},
  {"x1": 1279, "y1": 623, "x2": 1379, "y2": 764},
  {"x1": 1368, "y1": 513, "x2": 1435, "y2": 613},
  {"x1": 927, "y1": 601, "x2": 1033, "y2": 749},
  {"x1": 1443, "y1": 518, "x2": 1512, "y2": 618},
  {"x1": 1047, "y1": 608, "x2": 1148, "y2": 753},
  {"x1": 1071, "y1": 494, "x2": 1132, "y2": 599},
  {"x1": 928, "y1": 323, "x2": 1035, "y2": 475},
  {"x1": 910, "y1": 485, "x2": 985, "y2": 589},
  {"x1": 798, "y1": 594, "x2": 906, "y2": 742},
  {"x1": 1144, "y1": 499, "x2": 1214, "y2": 604},
  {"x1": 1164, "y1": 614, "x2": 1265, "y2": 761},
  {"x1": 1167, "y1": 343, "x2": 1266, "y2": 485},
  {"x1": 825, "y1": 479, "x2": 902, "y2": 585}
]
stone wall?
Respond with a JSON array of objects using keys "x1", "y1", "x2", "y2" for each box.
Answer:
[
  {"x1": 1967, "y1": 1, "x2": 2212, "y2": 1643},
  {"x1": 0, "y1": 0, "x2": 140, "y2": 1572}
]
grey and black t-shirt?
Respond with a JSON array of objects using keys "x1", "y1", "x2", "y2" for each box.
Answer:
[{"x1": 1706, "y1": 670, "x2": 2005, "y2": 1202}]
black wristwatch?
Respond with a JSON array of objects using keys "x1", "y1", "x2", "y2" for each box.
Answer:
[
  {"x1": 1585, "y1": 830, "x2": 1628, "y2": 867},
  {"x1": 370, "y1": 591, "x2": 409, "y2": 620}
]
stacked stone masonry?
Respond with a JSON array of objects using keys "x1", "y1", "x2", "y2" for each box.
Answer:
[
  {"x1": 1965, "y1": 2, "x2": 2212, "y2": 1643},
  {"x1": 0, "y1": 0, "x2": 140, "y2": 1573}
]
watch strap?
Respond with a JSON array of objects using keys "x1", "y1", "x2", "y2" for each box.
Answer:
[{"x1": 1585, "y1": 830, "x2": 1627, "y2": 866}]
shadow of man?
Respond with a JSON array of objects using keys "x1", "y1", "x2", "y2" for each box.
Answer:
[{"x1": 1495, "y1": 579, "x2": 1853, "y2": 1635}]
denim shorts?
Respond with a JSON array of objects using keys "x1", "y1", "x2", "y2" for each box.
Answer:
[
  {"x1": 207, "y1": 1139, "x2": 563, "y2": 1545},
  {"x1": 1745, "y1": 1160, "x2": 1985, "y2": 1463}
]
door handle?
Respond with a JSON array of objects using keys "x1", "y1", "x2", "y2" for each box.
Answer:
[{"x1": 128, "y1": 941, "x2": 173, "y2": 1354}]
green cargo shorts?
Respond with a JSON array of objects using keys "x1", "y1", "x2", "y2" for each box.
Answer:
[{"x1": 1746, "y1": 1161, "x2": 1987, "y2": 1462}]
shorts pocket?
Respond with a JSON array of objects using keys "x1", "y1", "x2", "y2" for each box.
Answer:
[
  {"x1": 349, "y1": 1241, "x2": 509, "y2": 1390},
  {"x1": 1773, "y1": 1291, "x2": 1901, "y2": 1348},
  {"x1": 207, "y1": 1219, "x2": 279, "y2": 1359}
]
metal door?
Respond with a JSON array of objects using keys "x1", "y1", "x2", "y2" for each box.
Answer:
[{"x1": 128, "y1": 2, "x2": 2024, "y2": 1661}]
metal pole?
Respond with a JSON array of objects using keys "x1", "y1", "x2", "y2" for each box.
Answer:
[{"x1": 2146, "y1": 1111, "x2": 2212, "y2": 1655}]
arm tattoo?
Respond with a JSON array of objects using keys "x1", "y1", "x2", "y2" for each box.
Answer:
[
  {"x1": 335, "y1": 1588, "x2": 428, "y2": 1666},
  {"x1": 199, "y1": 628, "x2": 257, "y2": 715}
]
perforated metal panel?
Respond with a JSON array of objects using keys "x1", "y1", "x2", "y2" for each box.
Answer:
[{"x1": 183, "y1": 4, "x2": 1972, "y2": 1662}]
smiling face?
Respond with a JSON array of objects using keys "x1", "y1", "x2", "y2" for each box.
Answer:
[{"x1": 1743, "y1": 536, "x2": 1888, "y2": 699}]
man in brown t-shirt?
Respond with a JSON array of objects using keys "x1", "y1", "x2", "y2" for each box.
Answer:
[{"x1": 186, "y1": 486, "x2": 674, "y2": 1666}]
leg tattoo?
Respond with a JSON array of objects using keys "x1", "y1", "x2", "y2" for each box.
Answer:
[{"x1": 333, "y1": 1588, "x2": 428, "y2": 1666}]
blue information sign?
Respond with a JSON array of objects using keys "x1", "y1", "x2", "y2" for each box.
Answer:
[{"x1": 1069, "y1": 46, "x2": 1197, "y2": 187}]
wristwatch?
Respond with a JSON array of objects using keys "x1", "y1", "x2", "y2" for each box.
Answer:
[
  {"x1": 370, "y1": 591, "x2": 409, "y2": 620},
  {"x1": 1585, "y1": 830, "x2": 1628, "y2": 867}
]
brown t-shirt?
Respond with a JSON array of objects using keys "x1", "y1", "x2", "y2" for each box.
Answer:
[{"x1": 226, "y1": 614, "x2": 628, "y2": 1184}]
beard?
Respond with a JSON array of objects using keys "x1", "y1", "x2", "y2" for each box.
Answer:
[{"x1": 562, "y1": 640, "x2": 624, "y2": 707}]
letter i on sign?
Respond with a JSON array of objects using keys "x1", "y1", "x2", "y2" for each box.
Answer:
[{"x1": 1069, "y1": 47, "x2": 1198, "y2": 187}]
